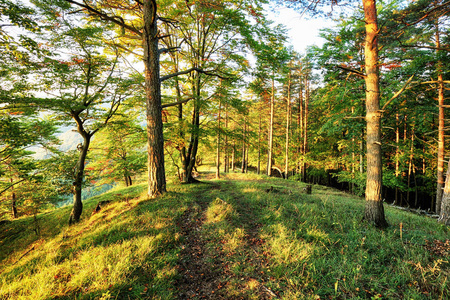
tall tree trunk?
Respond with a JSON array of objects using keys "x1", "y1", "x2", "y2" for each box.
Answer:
[
  {"x1": 407, "y1": 123, "x2": 415, "y2": 206},
  {"x1": 69, "y1": 135, "x2": 91, "y2": 225},
  {"x1": 241, "y1": 118, "x2": 246, "y2": 173},
  {"x1": 438, "y1": 159, "x2": 450, "y2": 225},
  {"x1": 232, "y1": 140, "x2": 235, "y2": 171},
  {"x1": 224, "y1": 103, "x2": 229, "y2": 173},
  {"x1": 285, "y1": 70, "x2": 291, "y2": 179},
  {"x1": 216, "y1": 99, "x2": 221, "y2": 179},
  {"x1": 395, "y1": 114, "x2": 400, "y2": 205},
  {"x1": 362, "y1": 0, "x2": 388, "y2": 228},
  {"x1": 11, "y1": 177, "x2": 17, "y2": 219},
  {"x1": 297, "y1": 81, "x2": 304, "y2": 176},
  {"x1": 173, "y1": 52, "x2": 187, "y2": 179},
  {"x1": 302, "y1": 73, "x2": 309, "y2": 182},
  {"x1": 257, "y1": 109, "x2": 262, "y2": 175},
  {"x1": 267, "y1": 75, "x2": 275, "y2": 176},
  {"x1": 143, "y1": 0, "x2": 166, "y2": 196},
  {"x1": 181, "y1": 72, "x2": 201, "y2": 183},
  {"x1": 245, "y1": 138, "x2": 249, "y2": 173},
  {"x1": 11, "y1": 193, "x2": 17, "y2": 218},
  {"x1": 360, "y1": 128, "x2": 364, "y2": 174},
  {"x1": 351, "y1": 107, "x2": 356, "y2": 194},
  {"x1": 435, "y1": 20, "x2": 445, "y2": 214}
]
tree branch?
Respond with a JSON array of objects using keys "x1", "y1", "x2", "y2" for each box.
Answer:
[
  {"x1": 160, "y1": 67, "x2": 231, "y2": 82},
  {"x1": 399, "y1": 43, "x2": 450, "y2": 52},
  {"x1": 381, "y1": 74, "x2": 415, "y2": 111},
  {"x1": 0, "y1": 178, "x2": 27, "y2": 196},
  {"x1": 159, "y1": 47, "x2": 180, "y2": 54},
  {"x1": 64, "y1": 0, "x2": 142, "y2": 36},
  {"x1": 336, "y1": 65, "x2": 366, "y2": 78},
  {"x1": 162, "y1": 97, "x2": 194, "y2": 108}
]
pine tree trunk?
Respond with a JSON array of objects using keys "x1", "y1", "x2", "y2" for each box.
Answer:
[
  {"x1": 232, "y1": 140, "x2": 235, "y2": 171},
  {"x1": 362, "y1": 0, "x2": 388, "y2": 228},
  {"x1": 216, "y1": 99, "x2": 221, "y2": 179},
  {"x1": 224, "y1": 103, "x2": 229, "y2": 173},
  {"x1": 257, "y1": 110, "x2": 262, "y2": 175},
  {"x1": 241, "y1": 118, "x2": 246, "y2": 173},
  {"x1": 10, "y1": 176, "x2": 17, "y2": 219},
  {"x1": 143, "y1": 0, "x2": 166, "y2": 196},
  {"x1": 245, "y1": 140, "x2": 249, "y2": 173},
  {"x1": 435, "y1": 20, "x2": 445, "y2": 214},
  {"x1": 360, "y1": 128, "x2": 364, "y2": 174},
  {"x1": 267, "y1": 76, "x2": 275, "y2": 176},
  {"x1": 407, "y1": 123, "x2": 415, "y2": 206},
  {"x1": 302, "y1": 74, "x2": 309, "y2": 183},
  {"x1": 297, "y1": 81, "x2": 303, "y2": 176},
  {"x1": 438, "y1": 159, "x2": 450, "y2": 225},
  {"x1": 285, "y1": 70, "x2": 291, "y2": 179},
  {"x1": 11, "y1": 192, "x2": 17, "y2": 219},
  {"x1": 395, "y1": 114, "x2": 400, "y2": 205}
]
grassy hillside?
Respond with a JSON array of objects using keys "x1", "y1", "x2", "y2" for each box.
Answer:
[{"x1": 0, "y1": 172, "x2": 449, "y2": 299}]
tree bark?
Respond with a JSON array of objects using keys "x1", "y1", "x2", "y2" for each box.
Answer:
[
  {"x1": 224, "y1": 103, "x2": 229, "y2": 173},
  {"x1": 216, "y1": 98, "x2": 221, "y2": 179},
  {"x1": 407, "y1": 123, "x2": 415, "y2": 206},
  {"x1": 245, "y1": 138, "x2": 249, "y2": 173},
  {"x1": 362, "y1": 0, "x2": 388, "y2": 228},
  {"x1": 438, "y1": 159, "x2": 450, "y2": 225},
  {"x1": 69, "y1": 135, "x2": 91, "y2": 225},
  {"x1": 285, "y1": 70, "x2": 291, "y2": 179},
  {"x1": 232, "y1": 140, "x2": 235, "y2": 171},
  {"x1": 297, "y1": 78, "x2": 303, "y2": 176},
  {"x1": 395, "y1": 113, "x2": 400, "y2": 205},
  {"x1": 257, "y1": 109, "x2": 262, "y2": 175},
  {"x1": 11, "y1": 191, "x2": 17, "y2": 219},
  {"x1": 10, "y1": 176, "x2": 17, "y2": 219},
  {"x1": 143, "y1": 0, "x2": 166, "y2": 197},
  {"x1": 241, "y1": 118, "x2": 246, "y2": 173},
  {"x1": 267, "y1": 75, "x2": 275, "y2": 176},
  {"x1": 302, "y1": 73, "x2": 309, "y2": 182},
  {"x1": 181, "y1": 95, "x2": 200, "y2": 183},
  {"x1": 435, "y1": 19, "x2": 445, "y2": 214}
]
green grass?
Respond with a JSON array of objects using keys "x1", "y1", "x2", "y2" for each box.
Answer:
[{"x1": 1, "y1": 173, "x2": 449, "y2": 299}]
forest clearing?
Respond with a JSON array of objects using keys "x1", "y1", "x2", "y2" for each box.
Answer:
[{"x1": 1, "y1": 170, "x2": 449, "y2": 299}]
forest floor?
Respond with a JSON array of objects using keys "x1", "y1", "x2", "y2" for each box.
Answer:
[{"x1": 1, "y1": 170, "x2": 450, "y2": 299}]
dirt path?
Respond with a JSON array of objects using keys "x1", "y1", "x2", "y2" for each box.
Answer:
[
  {"x1": 174, "y1": 179, "x2": 278, "y2": 299},
  {"x1": 175, "y1": 183, "x2": 231, "y2": 299}
]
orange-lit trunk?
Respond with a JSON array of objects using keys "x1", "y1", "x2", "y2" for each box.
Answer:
[
  {"x1": 267, "y1": 75, "x2": 275, "y2": 176},
  {"x1": 362, "y1": 0, "x2": 388, "y2": 227},
  {"x1": 216, "y1": 99, "x2": 221, "y2": 179},
  {"x1": 285, "y1": 70, "x2": 291, "y2": 179},
  {"x1": 302, "y1": 73, "x2": 309, "y2": 182},
  {"x1": 436, "y1": 20, "x2": 445, "y2": 214},
  {"x1": 143, "y1": 0, "x2": 166, "y2": 197}
]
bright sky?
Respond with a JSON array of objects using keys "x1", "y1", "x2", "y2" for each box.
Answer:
[{"x1": 266, "y1": 5, "x2": 333, "y2": 54}]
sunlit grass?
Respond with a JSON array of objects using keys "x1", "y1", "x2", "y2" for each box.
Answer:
[
  {"x1": 205, "y1": 198, "x2": 235, "y2": 224},
  {"x1": 1, "y1": 174, "x2": 449, "y2": 299},
  {"x1": 0, "y1": 183, "x2": 191, "y2": 299}
]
